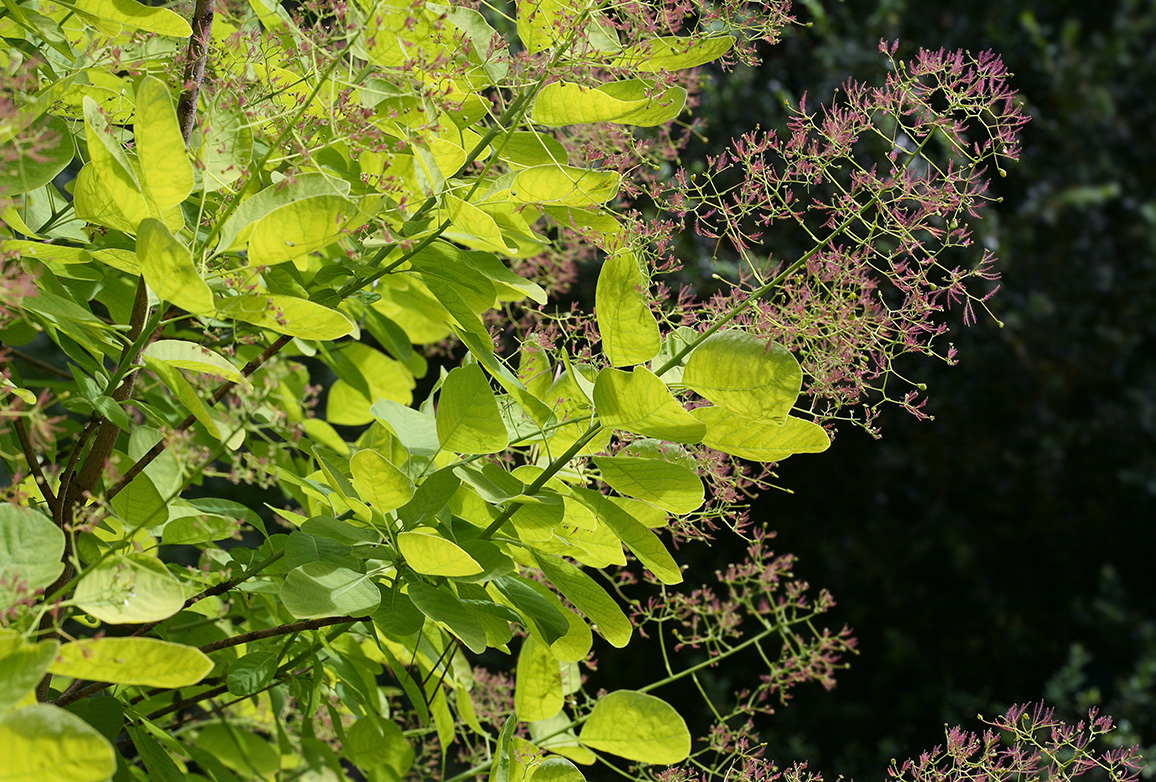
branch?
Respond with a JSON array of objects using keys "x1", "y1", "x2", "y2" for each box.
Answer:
[
  {"x1": 10, "y1": 414, "x2": 57, "y2": 511},
  {"x1": 106, "y1": 334, "x2": 292, "y2": 500},
  {"x1": 199, "y1": 615, "x2": 365, "y2": 655},
  {"x1": 177, "y1": 0, "x2": 214, "y2": 144}
]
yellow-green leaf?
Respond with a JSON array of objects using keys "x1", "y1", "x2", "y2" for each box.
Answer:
[
  {"x1": 683, "y1": 330, "x2": 802, "y2": 425},
  {"x1": 280, "y1": 562, "x2": 381, "y2": 619},
  {"x1": 49, "y1": 637, "x2": 213, "y2": 688},
  {"x1": 592, "y1": 455, "x2": 704, "y2": 514},
  {"x1": 596, "y1": 249, "x2": 660, "y2": 367},
  {"x1": 73, "y1": 0, "x2": 193, "y2": 37},
  {"x1": 612, "y1": 35, "x2": 735, "y2": 72},
  {"x1": 0, "y1": 634, "x2": 58, "y2": 714},
  {"x1": 532, "y1": 80, "x2": 687, "y2": 127},
  {"x1": 137, "y1": 218, "x2": 214, "y2": 316},
  {"x1": 535, "y1": 554, "x2": 631, "y2": 648},
  {"x1": 443, "y1": 194, "x2": 515, "y2": 254},
  {"x1": 437, "y1": 364, "x2": 509, "y2": 455},
  {"x1": 397, "y1": 530, "x2": 483, "y2": 577},
  {"x1": 326, "y1": 343, "x2": 416, "y2": 426},
  {"x1": 142, "y1": 356, "x2": 222, "y2": 441},
  {"x1": 510, "y1": 164, "x2": 620, "y2": 207},
  {"x1": 0, "y1": 704, "x2": 116, "y2": 782},
  {"x1": 247, "y1": 195, "x2": 359, "y2": 267},
  {"x1": 73, "y1": 554, "x2": 185, "y2": 625},
  {"x1": 691, "y1": 407, "x2": 831, "y2": 461},
  {"x1": 593, "y1": 366, "x2": 705, "y2": 442},
  {"x1": 0, "y1": 505, "x2": 64, "y2": 611},
  {"x1": 349, "y1": 449, "x2": 415, "y2": 513},
  {"x1": 573, "y1": 489, "x2": 681, "y2": 585},
  {"x1": 141, "y1": 340, "x2": 244, "y2": 384},
  {"x1": 134, "y1": 76, "x2": 194, "y2": 210},
  {"x1": 515, "y1": 633, "x2": 564, "y2": 722},
  {"x1": 216, "y1": 294, "x2": 354, "y2": 340},
  {"x1": 579, "y1": 690, "x2": 690, "y2": 763}
]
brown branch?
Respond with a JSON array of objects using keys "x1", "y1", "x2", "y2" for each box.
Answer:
[
  {"x1": 107, "y1": 334, "x2": 293, "y2": 500},
  {"x1": 10, "y1": 415, "x2": 57, "y2": 511},
  {"x1": 6, "y1": 348, "x2": 72, "y2": 379},
  {"x1": 199, "y1": 615, "x2": 364, "y2": 655},
  {"x1": 177, "y1": 0, "x2": 214, "y2": 144}
]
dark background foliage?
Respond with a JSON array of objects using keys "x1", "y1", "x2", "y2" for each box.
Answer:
[{"x1": 654, "y1": 0, "x2": 1156, "y2": 777}]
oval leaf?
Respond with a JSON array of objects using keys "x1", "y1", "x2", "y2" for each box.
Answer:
[
  {"x1": 0, "y1": 505, "x2": 64, "y2": 610},
  {"x1": 437, "y1": 364, "x2": 509, "y2": 455},
  {"x1": 593, "y1": 366, "x2": 705, "y2": 443},
  {"x1": 73, "y1": 554, "x2": 185, "y2": 625},
  {"x1": 134, "y1": 76, "x2": 194, "y2": 210},
  {"x1": 580, "y1": 690, "x2": 690, "y2": 764},
  {"x1": 216, "y1": 294, "x2": 354, "y2": 340},
  {"x1": 142, "y1": 340, "x2": 244, "y2": 383},
  {"x1": 247, "y1": 195, "x2": 358, "y2": 267},
  {"x1": 138, "y1": 218, "x2": 214, "y2": 316},
  {"x1": 592, "y1": 455, "x2": 704, "y2": 514},
  {"x1": 280, "y1": 562, "x2": 381, "y2": 619},
  {"x1": 515, "y1": 633, "x2": 563, "y2": 722},
  {"x1": 683, "y1": 330, "x2": 802, "y2": 425},
  {"x1": 532, "y1": 80, "x2": 687, "y2": 127},
  {"x1": 49, "y1": 637, "x2": 213, "y2": 688},
  {"x1": 510, "y1": 164, "x2": 620, "y2": 206},
  {"x1": 691, "y1": 407, "x2": 831, "y2": 461},
  {"x1": 397, "y1": 530, "x2": 484, "y2": 577},
  {"x1": 0, "y1": 704, "x2": 116, "y2": 782},
  {"x1": 596, "y1": 249, "x2": 660, "y2": 367},
  {"x1": 349, "y1": 449, "x2": 416, "y2": 513}
]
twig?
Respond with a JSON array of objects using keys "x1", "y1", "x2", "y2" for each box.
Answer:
[
  {"x1": 199, "y1": 615, "x2": 365, "y2": 655},
  {"x1": 177, "y1": 0, "x2": 215, "y2": 144},
  {"x1": 10, "y1": 415, "x2": 57, "y2": 510}
]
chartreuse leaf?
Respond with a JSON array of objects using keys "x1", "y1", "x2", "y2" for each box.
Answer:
[
  {"x1": 533, "y1": 757, "x2": 587, "y2": 782},
  {"x1": 73, "y1": 554, "x2": 185, "y2": 624},
  {"x1": 437, "y1": 364, "x2": 510, "y2": 455},
  {"x1": 72, "y1": 0, "x2": 192, "y2": 36},
  {"x1": 516, "y1": 0, "x2": 618, "y2": 54},
  {"x1": 215, "y1": 172, "x2": 351, "y2": 252},
  {"x1": 142, "y1": 357, "x2": 222, "y2": 441},
  {"x1": 612, "y1": 35, "x2": 736, "y2": 72},
  {"x1": 398, "y1": 530, "x2": 483, "y2": 577},
  {"x1": 499, "y1": 130, "x2": 569, "y2": 167},
  {"x1": 0, "y1": 704, "x2": 116, "y2": 782},
  {"x1": 0, "y1": 505, "x2": 64, "y2": 612},
  {"x1": 194, "y1": 723, "x2": 280, "y2": 779},
  {"x1": 691, "y1": 407, "x2": 831, "y2": 461},
  {"x1": 216, "y1": 293, "x2": 354, "y2": 340},
  {"x1": 534, "y1": 553, "x2": 631, "y2": 647},
  {"x1": 592, "y1": 455, "x2": 704, "y2": 514},
  {"x1": 134, "y1": 76, "x2": 194, "y2": 210},
  {"x1": 492, "y1": 575, "x2": 569, "y2": 646},
  {"x1": 533, "y1": 80, "x2": 688, "y2": 127},
  {"x1": 515, "y1": 633, "x2": 563, "y2": 721},
  {"x1": 280, "y1": 562, "x2": 381, "y2": 619},
  {"x1": 596, "y1": 249, "x2": 660, "y2": 367},
  {"x1": 444, "y1": 194, "x2": 515, "y2": 254},
  {"x1": 579, "y1": 691, "x2": 690, "y2": 763},
  {"x1": 81, "y1": 95, "x2": 137, "y2": 187},
  {"x1": 138, "y1": 218, "x2": 214, "y2": 316},
  {"x1": 49, "y1": 637, "x2": 213, "y2": 688},
  {"x1": 0, "y1": 115, "x2": 73, "y2": 196},
  {"x1": 327, "y1": 344, "x2": 416, "y2": 426},
  {"x1": 510, "y1": 164, "x2": 620, "y2": 206},
  {"x1": 593, "y1": 367, "x2": 705, "y2": 443},
  {"x1": 344, "y1": 717, "x2": 414, "y2": 776},
  {"x1": 141, "y1": 340, "x2": 243, "y2": 383},
  {"x1": 0, "y1": 632, "x2": 58, "y2": 714},
  {"x1": 574, "y1": 489, "x2": 682, "y2": 585},
  {"x1": 683, "y1": 330, "x2": 802, "y2": 425},
  {"x1": 247, "y1": 195, "x2": 360, "y2": 268},
  {"x1": 349, "y1": 449, "x2": 415, "y2": 513}
]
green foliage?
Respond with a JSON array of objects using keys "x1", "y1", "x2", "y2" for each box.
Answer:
[{"x1": 0, "y1": 0, "x2": 1051, "y2": 780}]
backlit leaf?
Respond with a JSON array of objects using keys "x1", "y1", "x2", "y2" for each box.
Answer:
[
  {"x1": 72, "y1": 0, "x2": 192, "y2": 37},
  {"x1": 0, "y1": 505, "x2": 64, "y2": 611},
  {"x1": 216, "y1": 294, "x2": 355, "y2": 340},
  {"x1": 49, "y1": 637, "x2": 213, "y2": 688},
  {"x1": 0, "y1": 634, "x2": 58, "y2": 713},
  {"x1": 138, "y1": 218, "x2": 214, "y2": 316},
  {"x1": 349, "y1": 449, "x2": 416, "y2": 513},
  {"x1": 573, "y1": 489, "x2": 682, "y2": 585},
  {"x1": 515, "y1": 633, "x2": 563, "y2": 721},
  {"x1": 510, "y1": 164, "x2": 620, "y2": 206},
  {"x1": 593, "y1": 455, "x2": 704, "y2": 514},
  {"x1": 247, "y1": 195, "x2": 359, "y2": 267},
  {"x1": 0, "y1": 115, "x2": 73, "y2": 195},
  {"x1": 533, "y1": 80, "x2": 687, "y2": 127},
  {"x1": 0, "y1": 704, "x2": 116, "y2": 782},
  {"x1": 612, "y1": 35, "x2": 736, "y2": 72},
  {"x1": 142, "y1": 340, "x2": 244, "y2": 384},
  {"x1": 73, "y1": 554, "x2": 185, "y2": 624},
  {"x1": 593, "y1": 366, "x2": 705, "y2": 443},
  {"x1": 580, "y1": 690, "x2": 690, "y2": 763},
  {"x1": 691, "y1": 407, "x2": 831, "y2": 461},
  {"x1": 134, "y1": 76, "x2": 194, "y2": 210},
  {"x1": 398, "y1": 530, "x2": 484, "y2": 577},
  {"x1": 596, "y1": 249, "x2": 660, "y2": 367},
  {"x1": 534, "y1": 554, "x2": 631, "y2": 648},
  {"x1": 683, "y1": 330, "x2": 802, "y2": 425},
  {"x1": 215, "y1": 173, "x2": 351, "y2": 252},
  {"x1": 437, "y1": 364, "x2": 510, "y2": 454}
]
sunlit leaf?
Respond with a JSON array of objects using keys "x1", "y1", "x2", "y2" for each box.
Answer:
[
  {"x1": 534, "y1": 554, "x2": 631, "y2": 648},
  {"x1": 0, "y1": 633, "x2": 58, "y2": 713},
  {"x1": 247, "y1": 194, "x2": 360, "y2": 267},
  {"x1": 141, "y1": 340, "x2": 244, "y2": 384},
  {"x1": 691, "y1": 407, "x2": 831, "y2": 461},
  {"x1": 397, "y1": 530, "x2": 483, "y2": 577},
  {"x1": 596, "y1": 249, "x2": 660, "y2": 367},
  {"x1": 683, "y1": 330, "x2": 803, "y2": 425},
  {"x1": 437, "y1": 364, "x2": 510, "y2": 454},
  {"x1": 72, "y1": 0, "x2": 193, "y2": 37},
  {"x1": 73, "y1": 554, "x2": 185, "y2": 625},
  {"x1": 510, "y1": 164, "x2": 620, "y2": 206},
  {"x1": 593, "y1": 366, "x2": 705, "y2": 442},
  {"x1": 0, "y1": 704, "x2": 116, "y2": 782},
  {"x1": 49, "y1": 637, "x2": 213, "y2": 688},
  {"x1": 573, "y1": 489, "x2": 682, "y2": 585},
  {"x1": 592, "y1": 455, "x2": 704, "y2": 514},
  {"x1": 533, "y1": 80, "x2": 687, "y2": 127},
  {"x1": 579, "y1": 690, "x2": 690, "y2": 763},
  {"x1": 0, "y1": 115, "x2": 73, "y2": 196},
  {"x1": 0, "y1": 505, "x2": 64, "y2": 611},
  {"x1": 137, "y1": 218, "x2": 214, "y2": 316},
  {"x1": 515, "y1": 633, "x2": 563, "y2": 721},
  {"x1": 134, "y1": 76, "x2": 194, "y2": 210},
  {"x1": 216, "y1": 294, "x2": 355, "y2": 340},
  {"x1": 349, "y1": 449, "x2": 415, "y2": 513},
  {"x1": 215, "y1": 173, "x2": 351, "y2": 252},
  {"x1": 612, "y1": 35, "x2": 736, "y2": 72}
]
